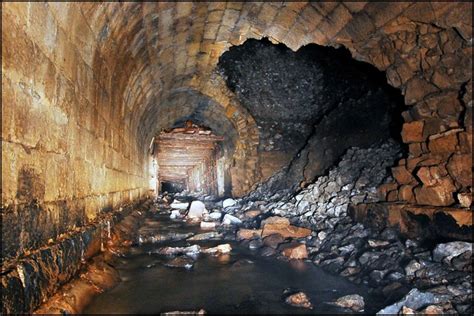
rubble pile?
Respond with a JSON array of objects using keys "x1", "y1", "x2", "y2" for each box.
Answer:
[{"x1": 160, "y1": 141, "x2": 472, "y2": 314}]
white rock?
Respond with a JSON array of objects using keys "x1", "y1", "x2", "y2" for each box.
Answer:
[
  {"x1": 200, "y1": 221, "x2": 216, "y2": 230},
  {"x1": 170, "y1": 210, "x2": 182, "y2": 219},
  {"x1": 188, "y1": 201, "x2": 207, "y2": 218},
  {"x1": 209, "y1": 212, "x2": 222, "y2": 220},
  {"x1": 432, "y1": 241, "x2": 472, "y2": 263},
  {"x1": 223, "y1": 198, "x2": 237, "y2": 208},
  {"x1": 170, "y1": 200, "x2": 189, "y2": 210},
  {"x1": 222, "y1": 214, "x2": 242, "y2": 225},
  {"x1": 203, "y1": 244, "x2": 232, "y2": 254}
]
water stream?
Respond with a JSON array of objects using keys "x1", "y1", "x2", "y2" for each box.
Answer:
[{"x1": 84, "y1": 208, "x2": 386, "y2": 314}]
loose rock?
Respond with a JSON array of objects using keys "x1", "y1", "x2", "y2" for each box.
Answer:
[
  {"x1": 333, "y1": 294, "x2": 365, "y2": 312},
  {"x1": 285, "y1": 291, "x2": 313, "y2": 309}
]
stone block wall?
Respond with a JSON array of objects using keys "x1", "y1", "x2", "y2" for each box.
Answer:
[{"x1": 2, "y1": 3, "x2": 150, "y2": 261}]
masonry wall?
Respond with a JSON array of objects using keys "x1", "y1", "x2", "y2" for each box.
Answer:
[{"x1": 2, "y1": 3, "x2": 150, "y2": 260}]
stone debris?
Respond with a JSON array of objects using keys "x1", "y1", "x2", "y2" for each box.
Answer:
[
  {"x1": 284, "y1": 291, "x2": 313, "y2": 309},
  {"x1": 236, "y1": 229, "x2": 262, "y2": 240},
  {"x1": 280, "y1": 243, "x2": 308, "y2": 260},
  {"x1": 332, "y1": 294, "x2": 365, "y2": 312},
  {"x1": 158, "y1": 245, "x2": 201, "y2": 257},
  {"x1": 222, "y1": 198, "x2": 237, "y2": 208},
  {"x1": 187, "y1": 201, "x2": 207, "y2": 218},
  {"x1": 170, "y1": 200, "x2": 190, "y2": 210},
  {"x1": 170, "y1": 210, "x2": 183, "y2": 219},
  {"x1": 222, "y1": 214, "x2": 242, "y2": 225},
  {"x1": 187, "y1": 232, "x2": 223, "y2": 241},
  {"x1": 200, "y1": 222, "x2": 217, "y2": 230},
  {"x1": 165, "y1": 257, "x2": 194, "y2": 270},
  {"x1": 376, "y1": 288, "x2": 447, "y2": 315},
  {"x1": 208, "y1": 212, "x2": 223, "y2": 220},
  {"x1": 202, "y1": 244, "x2": 232, "y2": 255},
  {"x1": 432, "y1": 241, "x2": 472, "y2": 264}
]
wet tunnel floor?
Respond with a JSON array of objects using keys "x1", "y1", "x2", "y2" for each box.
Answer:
[{"x1": 84, "y1": 209, "x2": 386, "y2": 314}]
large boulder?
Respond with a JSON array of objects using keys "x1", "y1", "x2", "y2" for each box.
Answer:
[{"x1": 188, "y1": 201, "x2": 207, "y2": 218}]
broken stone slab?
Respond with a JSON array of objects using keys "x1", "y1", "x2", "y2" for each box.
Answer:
[
  {"x1": 157, "y1": 245, "x2": 201, "y2": 256},
  {"x1": 170, "y1": 200, "x2": 189, "y2": 210},
  {"x1": 236, "y1": 228, "x2": 262, "y2": 240},
  {"x1": 187, "y1": 232, "x2": 223, "y2": 241},
  {"x1": 376, "y1": 288, "x2": 448, "y2": 315},
  {"x1": 222, "y1": 214, "x2": 242, "y2": 225},
  {"x1": 284, "y1": 291, "x2": 313, "y2": 309},
  {"x1": 222, "y1": 198, "x2": 237, "y2": 208},
  {"x1": 202, "y1": 244, "x2": 232, "y2": 254},
  {"x1": 262, "y1": 222, "x2": 311, "y2": 238},
  {"x1": 261, "y1": 216, "x2": 290, "y2": 226},
  {"x1": 200, "y1": 222, "x2": 217, "y2": 230},
  {"x1": 188, "y1": 201, "x2": 207, "y2": 218},
  {"x1": 332, "y1": 294, "x2": 365, "y2": 312},
  {"x1": 164, "y1": 257, "x2": 194, "y2": 270},
  {"x1": 280, "y1": 243, "x2": 308, "y2": 260},
  {"x1": 432, "y1": 241, "x2": 472, "y2": 264}
]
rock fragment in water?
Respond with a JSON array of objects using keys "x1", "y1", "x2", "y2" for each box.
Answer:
[
  {"x1": 280, "y1": 243, "x2": 308, "y2": 260},
  {"x1": 285, "y1": 291, "x2": 313, "y2": 309},
  {"x1": 188, "y1": 201, "x2": 207, "y2": 218},
  {"x1": 187, "y1": 232, "x2": 223, "y2": 241},
  {"x1": 164, "y1": 257, "x2": 194, "y2": 269},
  {"x1": 202, "y1": 244, "x2": 232, "y2": 254},
  {"x1": 200, "y1": 221, "x2": 216, "y2": 230},
  {"x1": 158, "y1": 245, "x2": 201, "y2": 256},
  {"x1": 333, "y1": 294, "x2": 365, "y2": 312}
]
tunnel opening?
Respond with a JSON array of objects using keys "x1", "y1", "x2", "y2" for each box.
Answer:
[
  {"x1": 160, "y1": 181, "x2": 186, "y2": 194},
  {"x1": 154, "y1": 120, "x2": 224, "y2": 197}
]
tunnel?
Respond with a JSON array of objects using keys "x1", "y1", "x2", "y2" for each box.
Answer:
[{"x1": 1, "y1": 2, "x2": 473, "y2": 314}]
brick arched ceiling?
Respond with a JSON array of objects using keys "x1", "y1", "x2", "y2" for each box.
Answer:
[{"x1": 44, "y1": 2, "x2": 474, "y2": 195}]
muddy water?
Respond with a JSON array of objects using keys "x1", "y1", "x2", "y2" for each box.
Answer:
[{"x1": 84, "y1": 210, "x2": 385, "y2": 314}]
